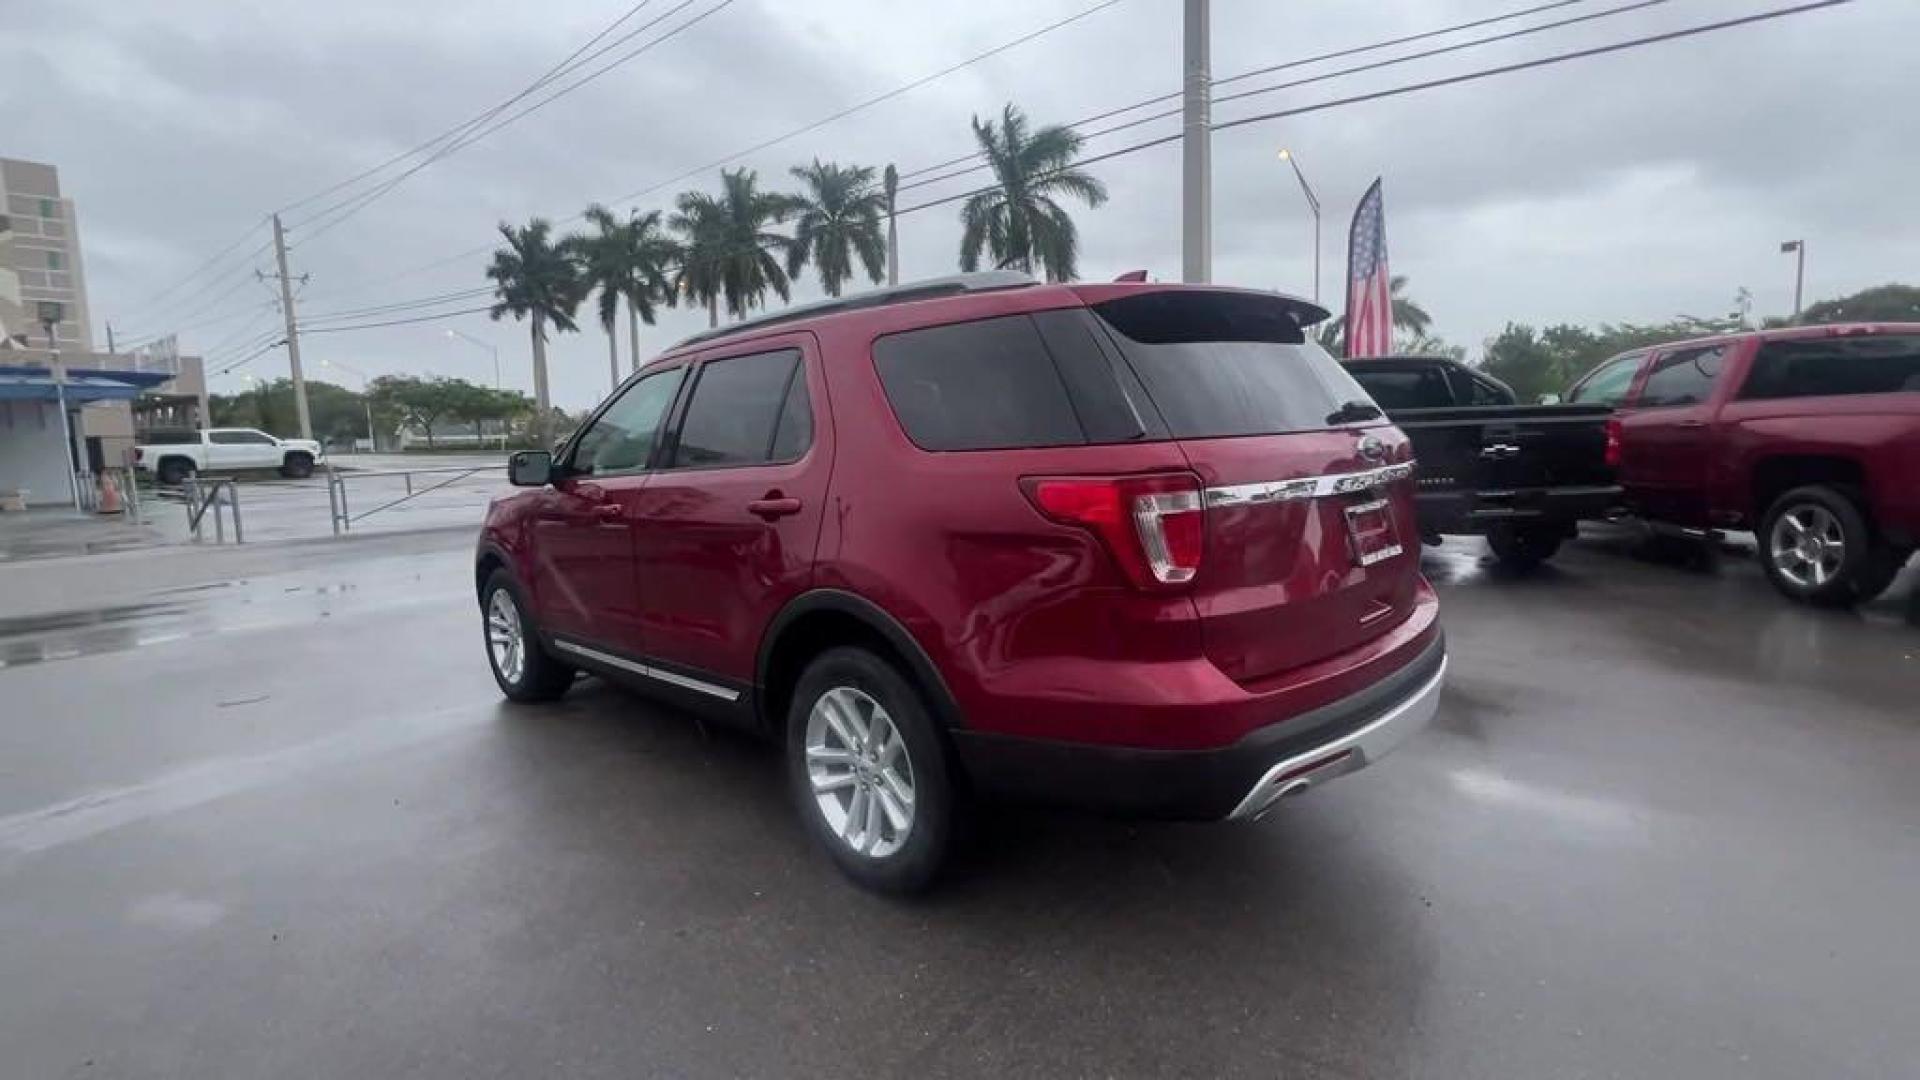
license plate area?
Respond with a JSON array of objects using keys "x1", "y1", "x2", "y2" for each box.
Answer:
[{"x1": 1343, "y1": 496, "x2": 1402, "y2": 567}]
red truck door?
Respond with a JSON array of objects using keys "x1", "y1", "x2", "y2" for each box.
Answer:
[{"x1": 1618, "y1": 344, "x2": 1729, "y2": 526}]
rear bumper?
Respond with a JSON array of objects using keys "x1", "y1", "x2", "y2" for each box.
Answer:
[
  {"x1": 950, "y1": 634, "x2": 1446, "y2": 821},
  {"x1": 1416, "y1": 484, "x2": 1621, "y2": 535}
]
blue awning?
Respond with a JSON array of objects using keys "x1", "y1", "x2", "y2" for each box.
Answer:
[{"x1": 0, "y1": 371, "x2": 147, "y2": 403}]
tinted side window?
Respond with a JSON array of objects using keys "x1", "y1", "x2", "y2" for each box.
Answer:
[
  {"x1": 570, "y1": 366, "x2": 684, "y2": 476},
  {"x1": 672, "y1": 349, "x2": 804, "y2": 468},
  {"x1": 1637, "y1": 346, "x2": 1724, "y2": 407},
  {"x1": 1567, "y1": 353, "x2": 1643, "y2": 405},
  {"x1": 874, "y1": 315, "x2": 1087, "y2": 451},
  {"x1": 1740, "y1": 335, "x2": 1920, "y2": 400},
  {"x1": 1349, "y1": 366, "x2": 1454, "y2": 410},
  {"x1": 1458, "y1": 372, "x2": 1513, "y2": 406},
  {"x1": 142, "y1": 431, "x2": 199, "y2": 445},
  {"x1": 210, "y1": 430, "x2": 274, "y2": 445}
]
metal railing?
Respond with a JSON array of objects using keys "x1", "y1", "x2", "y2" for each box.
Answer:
[
  {"x1": 182, "y1": 476, "x2": 243, "y2": 543},
  {"x1": 326, "y1": 463, "x2": 505, "y2": 535}
]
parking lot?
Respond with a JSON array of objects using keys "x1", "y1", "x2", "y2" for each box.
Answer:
[{"x1": 1, "y1": 521, "x2": 1915, "y2": 1078}]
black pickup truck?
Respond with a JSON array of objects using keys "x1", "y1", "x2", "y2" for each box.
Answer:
[{"x1": 1343, "y1": 356, "x2": 1621, "y2": 567}]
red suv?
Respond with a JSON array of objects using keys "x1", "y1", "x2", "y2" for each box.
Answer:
[{"x1": 475, "y1": 274, "x2": 1446, "y2": 891}]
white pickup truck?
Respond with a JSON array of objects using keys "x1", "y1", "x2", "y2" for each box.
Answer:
[{"x1": 135, "y1": 428, "x2": 325, "y2": 484}]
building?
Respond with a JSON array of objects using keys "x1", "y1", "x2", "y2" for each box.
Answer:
[
  {"x1": 1, "y1": 157, "x2": 206, "y2": 508},
  {"x1": 1, "y1": 157, "x2": 92, "y2": 353}
]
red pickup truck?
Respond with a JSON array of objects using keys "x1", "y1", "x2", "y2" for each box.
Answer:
[{"x1": 1566, "y1": 323, "x2": 1920, "y2": 606}]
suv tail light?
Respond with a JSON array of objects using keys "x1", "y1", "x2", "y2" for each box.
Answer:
[
  {"x1": 1604, "y1": 416, "x2": 1623, "y2": 468},
  {"x1": 1023, "y1": 473, "x2": 1204, "y2": 589}
]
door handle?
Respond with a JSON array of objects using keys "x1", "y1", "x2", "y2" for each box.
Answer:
[
  {"x1": 748, "y1": 496, "x2": 803, "y2": 521},
  {"x1": 592, "y1": 503, "x2": 624, "y2": 522}
]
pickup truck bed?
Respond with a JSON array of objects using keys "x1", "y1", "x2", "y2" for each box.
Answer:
[{"x1": 1345, "y1": 357, "x2": 1621, "y2": 567}]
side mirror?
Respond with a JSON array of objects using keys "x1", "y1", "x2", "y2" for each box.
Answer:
[
  {"x1": 1536, "y1": 393, "x2": 1563, "y2": 405},
  {"x1": 509, "y1": 450, "x2": 554, "y2": 487}
]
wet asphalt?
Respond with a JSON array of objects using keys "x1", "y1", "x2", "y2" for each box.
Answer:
[{"x1": 1, "y1": 526, "x2": 1915, "y2": 1079}]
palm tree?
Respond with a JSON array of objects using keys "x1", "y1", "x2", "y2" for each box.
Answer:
[
  {"x1": 1389, "y1": 275, "x2": 1431, "y2": 340},
  {"x1": 670, "y1": 169, "x2": 799, "y2": 326},
  {"x1": 669, "y1": 191, "x2": 726, "y2": 328},
  {"x1": 570, "y1": 204, "x2": 677, "y2": 389},
  {"x1": 1312, "y1": 276, "x2": 1433, "y2": 355},
  {"x1": 786, "y1": 160, "x2": 886, "y2": 298},
  {"x1": 486, "y1": 218, "x2": 581, "y2": 445},
  {"x1": 958, "y1": 103, "x2": 1108, "y2": 282}
]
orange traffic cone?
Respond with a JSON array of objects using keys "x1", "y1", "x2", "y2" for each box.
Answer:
[{"x1": 97, "y1": 472, "x2": 124, "y2": 515}]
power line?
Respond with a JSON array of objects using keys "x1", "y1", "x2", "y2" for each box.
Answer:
[
  {"x1": 300, "y1": 286, "x2": 496, "y2": 323},
  {"x1": 213, "y1": 335, "x2": 288, "y2": 377},
  {"x1": 277, "y1": 0, "x2": 664, "y2": 218},
  {"x1": 896, "y1": 0, "x2": 1853, "y2": 217},
  {"x1": 299, "y1": 304, "x2": 496, "y2": 335},
  {"x1": 112, "y1": 217, "x2": 271, "y2": 328},
  {"x1": 1212, "y1": 0, "x2": 1851, "y2": 132},
  {"x1": 893, "y1": 0, "x2": 1600, "y2": 183},
  {"x1": 297, "y1": 0, "x2": 1130, "y2": 304},
  {"x1": 598, "y1": 0, "x2": 1130, "y2": 209},
  {"x1": 115, "y1": 237, "x2": 278, "y2": 345},
  {"x1": 289, "y1": 0, "x2": 731, "y2": 248},
  {"x1": 894, "y1": 0, "x2": 1678, "y2": 197},
  {"x1": 132, "y1": 0, "x2": 678, "y2": 336}
]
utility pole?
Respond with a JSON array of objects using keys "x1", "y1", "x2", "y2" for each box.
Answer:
[
  {"x1": 884, "y1": 164, "x2": 900, "y2": 286},
  {"x1": 267, "y1": 213, "x2": 314, "y2": 440},
  {"x1": 106, "y1": 321, "x2": 116, "y2": 354},
  {"x1": 1181, "y1": 0, "x2": 1212, "y2": 284}
]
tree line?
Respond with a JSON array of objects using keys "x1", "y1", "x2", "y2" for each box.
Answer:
[
  {"x1": 1480, "y1": 283, "x2": 1920, "y2": 402},
  {"x1": 211, "y1": 375, "x2": 551, "y2": 448},
  {"x1": 485, "y1": 102, "x2": 1107, "y2": 438}
]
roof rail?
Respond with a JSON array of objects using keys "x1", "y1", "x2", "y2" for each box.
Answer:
[{"x1": 671, "y1": 270, "x2": 1037, "y2": 350}]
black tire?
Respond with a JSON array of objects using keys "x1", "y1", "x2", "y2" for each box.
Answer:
[
  {"x1": 787, "y1": 646, "x2": 956, "y2": 895},
  {"x1": 156, "y1": 457, "x2": 195, "y2": 486},
  {"x1": 1486, "y1": 523, "x2": 1563, "y2": 569},
  {"x1": 480, "y1": 569, "x2": 575, "y2": 701},
  {"x1": 280, "y1": 452, "x2": 314, "y2": 479},
  {"x1": 1759, "y1": 484, "x2": 1898, "y2": 607}
]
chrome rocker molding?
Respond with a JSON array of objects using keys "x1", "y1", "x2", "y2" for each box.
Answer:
[
  {"x1": 1205, "y1": 462, "x2": 1416, "y2": 508},
  {"x1": 1227, "y1": 655, "x2": 1447, "y2": 820},
  {"x1": 551, "y1": 639, "x2": 742, "y2": 702}
]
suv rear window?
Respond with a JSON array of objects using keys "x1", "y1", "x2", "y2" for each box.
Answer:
[
  {"x1": 1092, "y1": 291, "x2": 1373, "y2": 438},
  {"x1": 1740, "y1": 335, "x2": 1920, "y2": 399}
]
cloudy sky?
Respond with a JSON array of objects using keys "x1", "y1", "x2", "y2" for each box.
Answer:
[{"x1": 4, "y1": 0, "x2": 1914, "y2": 409}]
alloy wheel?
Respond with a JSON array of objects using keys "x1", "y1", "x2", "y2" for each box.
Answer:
[
  {"x1": 1769, "y1": 503, "x2": 1846, "y2": 589},
  {"x1": 804, "y1": 686, "x2": 916, "y2": 859},
  {"x1": 487, "y1": 588, "x2": 525, "y2": 684}
]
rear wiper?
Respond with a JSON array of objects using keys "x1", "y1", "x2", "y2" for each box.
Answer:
[{"x1": 1326, "y1": 400, "x2": 1383, "y2": 424}]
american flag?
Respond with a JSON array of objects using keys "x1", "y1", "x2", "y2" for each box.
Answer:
[{"x1": 1344, "y1": 178, "x2": 1392, "y2": 358}]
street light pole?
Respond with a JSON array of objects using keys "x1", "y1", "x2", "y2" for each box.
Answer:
[
  {"x1": 446, "y1": 329, "x2": 501, "y2": 389},
  {"x1": 1780, "y1": 239, "x2": 1806, "y2": 319},
  {"x1": 41, "y1": 312, "x2": 81, "y2": 510},
  {"x1": 1277, "y1": 148, "x2": 1323, "y2": 304}
]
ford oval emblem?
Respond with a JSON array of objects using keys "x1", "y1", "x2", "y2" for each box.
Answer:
[{"x1": 1357, "y1": 434, "x2": 1386, "y2": 462}]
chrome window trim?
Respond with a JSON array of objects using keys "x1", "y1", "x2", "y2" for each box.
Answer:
[
  {"x1": 1204, "y1": 462, "x2": 1415, "y2": 507},
  {"x1": 552, "y1": 639, "x2": 742, "y2": 702}
]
